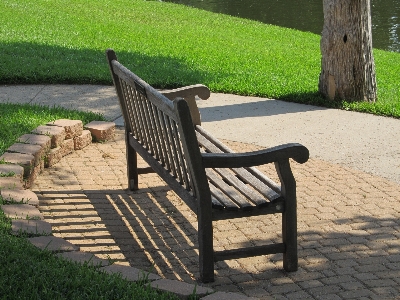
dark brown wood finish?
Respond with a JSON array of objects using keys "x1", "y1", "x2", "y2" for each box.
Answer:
[{"x1": 106, "y1": 49, "x2": 309, "y2": 283}]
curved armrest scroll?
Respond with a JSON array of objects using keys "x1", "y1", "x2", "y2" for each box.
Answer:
[{"x1": 201, "y1": 143, "x2": 309, "y2": 168}]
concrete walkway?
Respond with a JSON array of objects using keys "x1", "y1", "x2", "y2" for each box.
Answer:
[
  {"x1": 1, "y1": 84, "x2": 399, "y2": 184},
  {"x1": 1, "y1": 84, "x2": 400, "y2": 299}
]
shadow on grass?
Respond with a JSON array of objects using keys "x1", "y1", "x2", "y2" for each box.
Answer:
[{"x1": 0, "y1": 41, "x2": 212, "y2": 88}]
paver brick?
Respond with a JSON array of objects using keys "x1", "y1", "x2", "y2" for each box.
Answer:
[
  {"x1": 100, "y1": 264, "x2": 160, "y2": 281},
  {"x1": 0, "y1": 177, "x2": 24, "y2": 190},
  {"x1": 47, "y1": 119, "x2": 83, "y2": 139},
  {"x1": 32, "y1": 125, "x2": 66, "y2": 148},
  {"x1": 1, "y1": 204, "x2": 43, "y2": 220},
  {"x1": 0, "y1": 152, "x2": 35, "y2": 178},
  {"x1": 150, "y1": 279, "x2": 214, "y2": 299},
  {"x1": 338, "y1": 289, "x2": 375, "y2": 298},
  {"x1": 200, "y1": 291, "x2": 257, "y2": 300},
  {"x1": 74, "y1": 130, "x2": 92, "y2": 150},
  {"x1": 85, "y1": 121, "x2": 115, "y2": 141},
  {"x1": 0, "y1": 163, "x2": 24, "y2": 180},
  {"x1": 1, "y1": 188, "x2": 39, "y2": 206},
  {"x1": 11, "y1": 219, "x2": 52, "y2": 235},
  {"x1": 28, "y1": 236, "x2": 79, "y2": 252},
  {"x1": 18, "y1": 133, "x2": 52, "y2": 151},
  {"x1": 56, "y1": 251, "x2": 110, "y2": 267}
]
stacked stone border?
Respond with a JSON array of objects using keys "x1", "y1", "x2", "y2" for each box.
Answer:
[{"x1": 0, "y1": 119, "x2": 255, "y2": 300}]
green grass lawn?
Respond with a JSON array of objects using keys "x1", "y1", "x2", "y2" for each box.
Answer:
[
  {"x1": 0, "y1": 104, "x2": 180, "y2": 299},
  {"x1": 0, "y1": 103, "x2": 105, "y2": 156},
  {"x1": 0, "y1": 219, "x2": 177, "y2": 300},
  {"x1": 0, "y1": 222, "x2": 178, "y2": 300},
  {"x1": 0, "y1": 1, "x2": 398, "y2": 297},
  {"x1": 0, "y1": 0, "x2": 399, "y2": 118}
]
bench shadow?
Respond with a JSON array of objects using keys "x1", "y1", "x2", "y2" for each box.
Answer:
[
  {"x1": 38, "y1": 187, "x2": 209, "y2": 283},
  {"x1": 199, "y1": 92, "x2": 330, "y2": 122},
  {"x1": 33, "y1": 131, "x2": 400, "y2": 296},
  {"x1": 38, "y1": 186, "x2": 400, "y2": 296}
]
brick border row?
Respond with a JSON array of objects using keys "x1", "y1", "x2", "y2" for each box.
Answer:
[{"x1": 0, "y1": 119, "x2": 255, "y2": 300}]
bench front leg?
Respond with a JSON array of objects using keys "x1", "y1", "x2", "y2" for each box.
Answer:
[{"x1": 275, "y1": 159, "x2": 298, "y2": 272}]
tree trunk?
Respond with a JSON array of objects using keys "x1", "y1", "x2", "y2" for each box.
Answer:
[{"x1": 319, "y1": 0, "x2": 377, "y2": 102}]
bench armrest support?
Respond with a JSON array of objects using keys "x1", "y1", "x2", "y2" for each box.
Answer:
[
  {"x1": 161, "y1": 84, "x2": 210, "y2": 126},
  {"x1": 201, "y1": 143, "x2": 309, "y2": 168}
]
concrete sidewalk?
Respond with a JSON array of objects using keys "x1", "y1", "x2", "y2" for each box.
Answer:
[
  {"x1": 1, "y1": 84, "x2": 399, "y2": 184},
  {"x1": 2, "y1": 84, "x2": 400, "y2": 299}
]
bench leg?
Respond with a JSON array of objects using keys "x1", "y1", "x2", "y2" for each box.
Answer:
[
  {"x1": 126, "y1": 132, "x2": 139, "y2": 190},
  {"x1": 198, "y1": 229, "x2": 214, "y2": 282},
  {"x1": 275, "y1": 160, "x2": 298, "y2": 272},
  {"x1": 198, "y1": 205, "x2": 214, "y2": 282}
]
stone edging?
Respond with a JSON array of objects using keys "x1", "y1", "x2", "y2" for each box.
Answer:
[{"x1": 0, "y1": 119, "x2": 256, "y2": 300}]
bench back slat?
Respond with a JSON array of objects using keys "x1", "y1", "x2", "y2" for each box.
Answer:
[
  {"x1": 147, "y1": 103, "x2": 162, "y2": 160},
  {"x1": 165, "y1": 116, "x2": 181, "y2": 180},
  {"x1": 122, "y1": 81, "x2": 143, "y2": 145},
  {"x1": 159, "y1": 114, "x2": 176, "y2": 172},
  {"x1": 108, "y1": 52, "x2": 199, "y2": 199},
  {"x1": 140, "y1": 91, "x2": 157, "y2": 155},
  {"x1": 172, "y1": 121, "x2": 192, "y2": 190},
  {"x1": 111, "y1": 60, "x2": 177, "y2": 119}
]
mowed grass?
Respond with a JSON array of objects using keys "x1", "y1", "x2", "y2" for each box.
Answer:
[
  {"x1": 0, "y1": 104, "x2": 180, "y2": 299},
  {"x1": 0, "y1": 216, "x2": 178, "y2": 300},
  {"x1": 0, "y1": 0, "x2": 399, "y2": 117},
  {"x1": 0, "y1": 103, "x2": 105, "y2": 156}
]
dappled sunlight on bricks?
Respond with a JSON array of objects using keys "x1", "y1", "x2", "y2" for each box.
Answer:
[
  {"x1": 30, "y1": 131, "x2": 400, "y2": 298},
  {"x1": 36, "y1": 191, "x2": 129, "y2": 264}
]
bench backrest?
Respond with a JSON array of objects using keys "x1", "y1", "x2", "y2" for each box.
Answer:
[{"x1": 106, "y1": 49, "x2": 211, "y2": 213}]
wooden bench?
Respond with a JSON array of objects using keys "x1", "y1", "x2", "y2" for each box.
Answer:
[{"x1": 106, "y1": 49, "x2": 309, "y2": 283}]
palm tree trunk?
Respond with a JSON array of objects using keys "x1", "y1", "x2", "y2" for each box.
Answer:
[{"x1": 319, "y1": 0, "x2": 377, "y2": 102}]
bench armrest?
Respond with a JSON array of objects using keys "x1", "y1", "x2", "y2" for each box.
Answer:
[
  {"x1": 161, "y1": 84, "x2": 210, "y2": 126},
  {"x1": 160, "y1": 84, "x2": 210, "y2": 101},
  {"x1": 201, "y1": 143, "x2": 309, "y2": 168}
]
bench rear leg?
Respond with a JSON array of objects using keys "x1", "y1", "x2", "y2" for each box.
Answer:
[{"x1": 126, "y1": 132, "x2": 139, "y2": 190}]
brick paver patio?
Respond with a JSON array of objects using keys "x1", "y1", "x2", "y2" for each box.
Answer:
[{"x1": 32, "y1": 129, "x2": 400, "y2": 299}]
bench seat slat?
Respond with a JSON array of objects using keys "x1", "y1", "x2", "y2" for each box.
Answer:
[
  {"x1": 211, "y1": 196, "x2": 225, "y2": 210},
  {"x1": 196, "y1": 130, "x2": 281, "y2": 202},
  {"x1": 209, "y1": 182, "x2": 239, "y2": 211},
  {"x1": 206, "y1": 169, "x2": 254, "y2": 210},
  {"x1": 232, "y1": 168, "x2": 282, "y2": 203},
  {"x1": 196, "y1": 125, "x2": 281, "y2": 193},
  {"x1": 212, "y1": 167, "x2": 269, "y2": 207}
]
